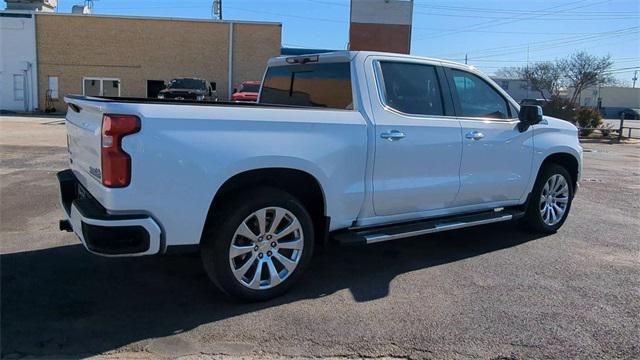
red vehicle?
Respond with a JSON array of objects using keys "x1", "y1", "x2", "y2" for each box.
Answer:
[{"x1": 232, "y1": 81, "x2": 260, "y2": 102}]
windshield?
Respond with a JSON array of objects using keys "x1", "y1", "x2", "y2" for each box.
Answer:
[
  {"x1": 168, "y1": 79, "x2": 206, "y2": 90},
  {"x1": 240, "y1": 83, "x2": 260, "y2": 93}
]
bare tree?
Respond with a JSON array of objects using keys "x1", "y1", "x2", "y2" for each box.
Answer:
[
  {"x1": 495, "y1": 62, "x2": 563, "y2": 100},
  {"x1": 559, "y1": 51, "x2": 614, "y2": 105},
  {"x1": 522, "y1": 62, "x2": 563, "y2": 100},
  {"x1": 494, "y1": 67, "x2": 521, "y2": 79}
]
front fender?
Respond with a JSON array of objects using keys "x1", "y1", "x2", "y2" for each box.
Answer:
[{"x1": 523, "y1": 118, "x2": 582, "y2": 200}]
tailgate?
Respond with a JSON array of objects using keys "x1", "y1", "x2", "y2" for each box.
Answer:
[{"x1": 65, "y1": 98, "x2": 105, "y2": 186}]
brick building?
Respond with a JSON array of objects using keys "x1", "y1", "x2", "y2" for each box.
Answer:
[
  {"x1": 349, "y1": 0, "x2": 413, "y2": 54},
  {"x1": 1, "y1": 9, "x2": 281, "y2": 112}
]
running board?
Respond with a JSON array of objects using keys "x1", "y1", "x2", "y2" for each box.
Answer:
[{"x1": 333, "y1": 209, "x2": 524, "y2": 246}]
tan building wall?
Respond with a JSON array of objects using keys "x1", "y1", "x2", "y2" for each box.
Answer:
[
  {"x1": 576, "y1": 86, "x2": 640, "y2": 108},
  {"x1": 232, "y1": 23, "x2": 282, "y2": 91},
  {"x1": 35, "y1": 13, "x2": 281, "y2": 111}
]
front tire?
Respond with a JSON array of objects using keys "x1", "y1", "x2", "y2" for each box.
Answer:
[
  {"x1": 522, "y1": 164, "x2": 574, "y2": 233},
  {"x1": 200, "y1": 187, "x2": 314, "y2": 301}
]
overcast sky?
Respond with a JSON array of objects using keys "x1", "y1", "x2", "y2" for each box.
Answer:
[{"x1": 19, "y1": 0, "x2": 640, "y2": 85}]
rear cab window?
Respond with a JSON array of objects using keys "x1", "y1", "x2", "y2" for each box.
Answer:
[{"x1": 260, "y1": 60, "x2": 353, "y2": 110}]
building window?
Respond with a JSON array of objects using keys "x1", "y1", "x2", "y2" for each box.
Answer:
[
  {"x1": 82, "y1": 77, "x2": 121, "y2": 97},
  {"x1": 48, "y1": 76, "x2": 59, "y2": 99},
  {"x1": 13, "y1": 74, "x2": 25, "y2": 101}
]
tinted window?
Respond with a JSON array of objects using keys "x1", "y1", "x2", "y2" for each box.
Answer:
[
  {"x1": 451, "y1": 70, "x2": 509, "y2": 119},
  {"x1": 240, "y1": 83, "x2": 260, "y2": 93},
  {"x1": 260, "y1": 62, "x2": 353, "y2": 109},
  {"x1": 379, "y1": 62, "x2": 444, "y2": 116},
  {"x1": 169, "y1": 78, "x2": 206, "y2": 90}
]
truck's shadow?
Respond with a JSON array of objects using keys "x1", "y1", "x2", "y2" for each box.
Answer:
[{"x1": 1, "y1": 222, "x2": 544, "y2": 357}]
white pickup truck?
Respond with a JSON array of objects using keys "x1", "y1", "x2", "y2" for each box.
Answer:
[{"x1": 58, "y1": 51, "x2": 582, "y2": 301}]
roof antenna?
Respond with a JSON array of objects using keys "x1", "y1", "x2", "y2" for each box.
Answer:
[{"x1": 212, "y1": 0, "x2": 223, "y2": 20}]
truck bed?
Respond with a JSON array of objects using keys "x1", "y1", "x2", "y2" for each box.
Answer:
[{"x1": 64, "y1": 94, "x2": 305, "y2": 109}]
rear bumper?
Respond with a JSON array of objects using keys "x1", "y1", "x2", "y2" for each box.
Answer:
[{"x1": 57, "y1": 169, "x2": 162, "y2": 256}]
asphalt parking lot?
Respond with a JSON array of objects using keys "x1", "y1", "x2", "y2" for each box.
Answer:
[{"x1": 1, "y1": 116, "x2": 639, "y2": 359}]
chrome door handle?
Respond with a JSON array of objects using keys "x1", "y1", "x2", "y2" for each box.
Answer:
[
  {"x1": 465, "y1": 131, "x2": 485, "y2": 140},
  {"x1": 380, "y1": 130, "x2": 406, "y2": 141}
]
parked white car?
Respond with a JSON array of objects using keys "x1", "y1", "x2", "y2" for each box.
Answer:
[{"x1": 59, "y1": 51, "x2": 582, "y2": 301}]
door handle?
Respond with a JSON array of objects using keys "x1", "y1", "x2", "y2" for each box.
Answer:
[
  {"x1": 380, "y1": 130, "x2": 406, "y2": 141},
  {"x1": 465, "y1": 131, "x2": 485, "y2": 140}
]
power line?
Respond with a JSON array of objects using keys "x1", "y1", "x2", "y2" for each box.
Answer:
[
  {"x1": 413, "y1": 2, "x2": 635, "y2": 16},
  {"x1": 452, "y1": 57, "x2": 640, "y2": 64},
  {"x1": 412, "y1": 27, "x2": 634, "y2": 35},
  {"x1": 311, "y1": 0, "x2": 631, "y2": 17},
  {"x1": 604, "y1": 66, "x2": 640, "y2": 73},
  {"x1": 412, "y1": 10, "x2": 638, "y2": 21},
  {"x1": 432, "y1": 26, "x2": 638, "y2": 58},
  {"x1": 414, "y1": 0, "x2": 609, "y2": 40},
  {"x1": 465, "y1": 30, "x2": 638, "y2": 60},
  {"x1": 225, "y1": 5, "x2": 347, "y2": 24}
]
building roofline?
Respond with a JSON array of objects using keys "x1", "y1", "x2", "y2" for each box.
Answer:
[
  {"x1": 0, "y1": 10, "x2": 36, "y2": 14},
  {"x1": 23, "y1": 11, "x2": 281, "y2": 26}
]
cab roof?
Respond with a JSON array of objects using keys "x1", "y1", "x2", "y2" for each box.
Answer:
[{"x1": 269, "y1": 50, "x2": 473, "y2": 70}]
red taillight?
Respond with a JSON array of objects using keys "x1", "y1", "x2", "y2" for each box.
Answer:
[{"x1": 101, "y1": 114, "x2": 140, "y2": 188}]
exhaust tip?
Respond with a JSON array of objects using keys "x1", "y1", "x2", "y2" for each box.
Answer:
[{"x1": 59, "y1": 219, "x2": 73, "y2": 232}]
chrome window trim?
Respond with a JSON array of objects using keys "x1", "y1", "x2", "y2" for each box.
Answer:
[
  {"x1": 372, "y1": 59, "x2": 523, "y2": 124},
  {"x1": 456, "y1": 117, "x2": 520, "y2": 124},
  {"x1": 373, "y1": 60, "x2": 456, "y2": 121}
]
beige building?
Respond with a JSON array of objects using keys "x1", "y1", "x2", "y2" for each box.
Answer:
[
  {"x1": 34, "y1": 13, "x2": 281, "y2": 111},
  {"x1": 573, "y1": 85, "x2": 640, "y2": 118}
]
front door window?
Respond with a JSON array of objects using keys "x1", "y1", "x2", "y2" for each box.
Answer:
[{"x1": 451, "y1": 69, "x2": 510, "y2": 119}]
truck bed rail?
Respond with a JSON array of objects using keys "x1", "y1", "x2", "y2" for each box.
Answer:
[{"x1": 64, "y1": 94, "x2": 304, "y2": 109}]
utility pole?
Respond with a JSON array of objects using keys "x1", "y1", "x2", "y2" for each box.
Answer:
[
  {"x1": 526, "y1": 45, "x2": 530, "y2": 98},
  {"x1": 213, "y1": 0, "x2": 222, "y2": 20},
  {"x1": 464, "y1": 54, "x2": 468, "y2": 65},
  {"x1": 633, "y1": 70, "x2": 638, "y2": 88}
]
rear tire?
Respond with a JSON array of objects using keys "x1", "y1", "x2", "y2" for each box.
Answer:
[
  {"x1": 200, "y1": 187, "x2": 314, "y2": 301},
  {"x1": 522, "y1": 164, "x2": 574, "y2": 233}
]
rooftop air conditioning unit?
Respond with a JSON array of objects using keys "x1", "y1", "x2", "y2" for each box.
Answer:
[{"x1": 71, "y1": 4, "x2": 91, "y2": 14}]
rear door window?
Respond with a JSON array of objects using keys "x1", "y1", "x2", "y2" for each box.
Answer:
[
  {"x1": 378, "y1": 62, "x2": 445, "y2": 116},
  {"x1": 260, "y1": 62, "x2": 353, "y2": 109}
]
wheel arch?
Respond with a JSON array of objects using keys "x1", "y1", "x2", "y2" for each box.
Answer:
[
  {"x1": 537, "y1": 152, "x2": 580, "y2": 192},
  {"x1": 201, "y1": 167, "x2": 329, "y2": 246}
]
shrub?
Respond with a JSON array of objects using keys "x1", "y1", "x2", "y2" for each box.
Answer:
[
  {"x1": 576, "y1": 108, "x2": 603, "y2": 136},
  {"x1": 542, "y1": 97, "x2": 577, "y2": 123},
  {"x1": 599, "y1": 123, "x2": 615, "y2": 137}
]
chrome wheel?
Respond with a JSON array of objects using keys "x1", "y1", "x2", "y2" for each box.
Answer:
[
  {"x1": 229, "y1": 207, "x2": 304, "y2": 290},
  {"x1": 539, "y1": 174, "x2": 570, "y2": 226}
]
